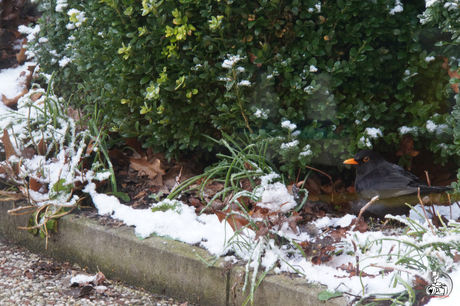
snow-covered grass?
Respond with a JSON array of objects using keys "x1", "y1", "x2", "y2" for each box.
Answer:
[
  {"x1": 2, "y1": 62, "x2": 460, "y2": 305},
  {"x1": 0, "y1": 69, "x2": 110, "y2": 246}
]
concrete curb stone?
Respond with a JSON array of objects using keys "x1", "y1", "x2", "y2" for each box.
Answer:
[{"x1": 0, "y1": 200, "x2": 347, "y2": 306}]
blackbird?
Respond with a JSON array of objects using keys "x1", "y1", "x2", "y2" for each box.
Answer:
[{"x1": 343, "y1": 149, "x2": 451, "y2": 218}]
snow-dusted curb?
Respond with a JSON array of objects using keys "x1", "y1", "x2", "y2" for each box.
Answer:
[{"x1": 0, "y1": 200, "x2": 346, "y2": 306}]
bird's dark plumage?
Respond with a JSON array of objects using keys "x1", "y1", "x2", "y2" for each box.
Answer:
[{"x1": 344, "y1": 149, "x2": 451, "y2": 218}]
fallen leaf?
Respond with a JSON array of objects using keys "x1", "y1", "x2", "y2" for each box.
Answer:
[
  {"x1": 125, "y1": 138, "x2": 146, "y2": 157},
  {"x1": 133, "y1": 190, "x2": 147, "y2": 200},
  {"x1": 454, "y1": 252, "x2": 460, "y2": 263},
  {"x1": 351, "y1": 217, "x2": 368, "y2": 233},
  {"x1": 1, "y1": 87, "x2": 28, "y2": 107},
  {"x1": 15, "y1": 38, "x2": 27, "y2": 64},
  {"x1": 442, "y1": 56, "x2": 460, "y2": 93},
  {"x1": 248, "y1": 52, "x2": 262, "y2": 67},
  {"x1": 21, "y1": 146, "x2": 36, "y2": 159},
  {"x1": 312, "y1": 254, "x2": 331, "y2": 265},
  {"x1": 129, "y1": 157, "x2": 165, "y2": 179},
  {"x1": 29, "y1": 177, "x2": 45, "y2": 193},
  {"x1": 66, "y1": 106, "x2": 82, "y2": 121},
  {"x1": 213, "y1": 208, "x2": 250, "y2": 232},
  {"x1": 336, "y1": 262, "x2": 376, "y2": 278},
  {"x1": 305, "y1": 177, "x2": 321, "y2": 195},
  {"x1": 1, "y1": 129, "x2": 19, "y2": 175},
  {"x1": 396, "y1": 134, "x2": 419, "y2": 157},
  {"x1": 346, "y1": 186, "x2": 356, "y2": 194},
  {"x1": 86, "y1": 139, "x2": 95, "y2": 155},
  {"x1": 254, "y1": 226, "x2": 270, "y2": 240},
  {"x1": 94, "y1": 271, "x2": 106, "y2": 285},
  {"x1": 412, "y1": 275, "x2": 429, "y2": 290},
  {"x1": 286, "y1": 212, "x2": 302, "y2": 234},
  {"x1": 24, "y1": 270, "x2": 33, "y2": 279},
  {"x1": 337, "y1": 262, "x2": 355, "y2": 273},
  {"x1": 30, "y1": 92, "x2": 43, "y2": 102},
  {"x1": 244, "y1": 161, "x2": 253, "y2": 170},
  {"x1": 37, "y1": 138, "x2": 46, "y2": 155}
]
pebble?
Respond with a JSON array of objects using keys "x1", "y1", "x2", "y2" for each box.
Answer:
[{"x1": 0, "y1": 239, "x2": 197, "y2": 305}]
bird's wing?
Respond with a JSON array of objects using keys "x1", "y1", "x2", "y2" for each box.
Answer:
[{"x1": 357, "y1": 163, "x2": 427, "y2": 200}]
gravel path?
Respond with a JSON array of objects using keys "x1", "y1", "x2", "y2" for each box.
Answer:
[{"x1": 0, "y1": 239, "x2": 197, "y2": 306}]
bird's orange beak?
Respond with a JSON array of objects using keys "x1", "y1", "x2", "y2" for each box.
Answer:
[{"x1": 343, "y1": 158, "x2": 358, "y2": 165}]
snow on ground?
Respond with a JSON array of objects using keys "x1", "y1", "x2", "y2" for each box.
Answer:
[
  {"x1": 83, "y1": 181, "x2": 235, "y2": 255},
  {"x1": 1, "y1": 63, "x2": 460, "y2": 305},
  {"x1": 0, "y1": 62, "x2": 34, "y2": 101}
]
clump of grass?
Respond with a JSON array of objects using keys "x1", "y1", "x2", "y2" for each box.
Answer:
[
  {"x1": 168, "y1": 133, "x2": 308, "y2": 305},
  {"x1": 350, "y1": 206, "x2": 459, "y2": 305},
  {"x1": 0, "y1": 78, "x2": 112, "y2": 247}
]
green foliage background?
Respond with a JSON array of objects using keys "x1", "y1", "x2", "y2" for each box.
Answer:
[{"x1": 30, "y1": 0, "x2": 459, "y2": 177}]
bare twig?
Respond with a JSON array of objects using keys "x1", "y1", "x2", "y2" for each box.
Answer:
[
  {"x1": 369, "y1": 264, "x2": 425, "y2": 278},
  {"x1": 7, "y1": 204, "x2": 35, "y2": 213},
  {"x1": 354, "y1": 195, "x2": 379, "y2": 228},
  {"x1": 417, "y1": 188, "x2": 435, "y2": 235},
  {"x1": 296, "y1": 168, "x2": 301, "y2": 184},
  {"x1": 0, "y1": 190, "x2": 24, "y2": 202},
  {"x1": 304, "y1": 165, "x2": 333, "y2": 202},
  {"x1": 380, "y1": 219, "x2": 389, "y2": 231},
  {"x1": 304, "y1": 165, "x2": 332, "y2": 184},
  {"x1": 351, "y1": 240, "x2": 359, "y2": 276},
  {"x1": 424, "y1": 171, "x2": 431, "y2": 187}
]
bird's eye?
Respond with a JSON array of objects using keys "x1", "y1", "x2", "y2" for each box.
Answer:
[{"x1": 363, "y1": 156, "x2": 369, "y2": 162}]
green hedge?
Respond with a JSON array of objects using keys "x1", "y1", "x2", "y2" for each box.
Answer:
[{"x1": 29, "y1": 0, "x2": 457, "y2": 176}]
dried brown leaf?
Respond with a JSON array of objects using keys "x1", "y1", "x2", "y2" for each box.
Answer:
[
  {"x1": 396, "y1": 134, "x2": 419, "y2": 157},
  {"x1": 1, "y1": 129, "x2": 19, "y2": 175},
  {"x1": 254, "y1": 226, "x2": 270, "y2": 240},
  {"x1": 94, "y1": 271, "x2": 106, "y2": 285},
  {"x1": 29, "y1": 177, "x2": 45, "y2": 192},
  {"x1": 125, "y1": 138, "x2": 145, "y2": 157},
  {"x1": 305, "y1": 177, "x2": 321, "y2": 194},
  {"x1": 248, "y1": 52, "x2": 262, "y2": 68},
  {"x1": 244, "y1": 161, "x2": 253, "y2": 170},
  {"x1": 66, "y1": 106, "x2": 81, "y2": 121},
  {"x1": 30, "y1": 92, "x2": 43, "y2": 102},
  {"x1": 22, "y1": 146, "x2": 36, "y2": 159},
  {"x1": 129, "y1": 157, "x2": 165, "y2": 179},
  {"x1": 37, "y1": 138, "x2": 46, "y2": 155},
  {"x1": 1, "y1": 87, "x2": 28, "y2": 107},
  {"x1": 15, "y1": 38, "x2": 28, "y2": 64},
  {"x1": 454, "y1": 252, "x2": 460, "y2": 263},
  {"x1": 133, "y1": 190, "x2": 147, "y2": 200},
  {"x1": 86, "y1": 139, "x2": 95, "y2": 155},
  {"x1": 351, "y1": 217, "x2": 368, "y2": 233},
  {"x1": 213, "y1": 208, "x2": 250, "y2": 232},
  {"x1": 442, "y1": 56, "x2": 460, "y2": 93},
  {"x1": 286, "y1": 212, "x2": 302, "y2": 234}
]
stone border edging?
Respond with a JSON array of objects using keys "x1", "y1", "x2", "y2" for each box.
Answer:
[{"x1": 0, "y1": 200, "x2": 346, "y2": 306}]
